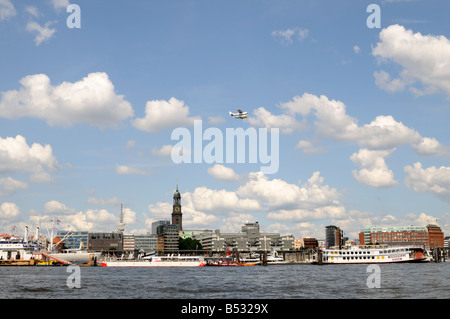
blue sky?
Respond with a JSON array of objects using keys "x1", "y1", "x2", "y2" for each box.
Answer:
[{"x1": 1, "y1": 0, "x2": 450, "y2": 240}]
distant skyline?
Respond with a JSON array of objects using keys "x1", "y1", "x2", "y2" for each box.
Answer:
[{"x1": 0, "y1": 0, "x2": 449, "y2": 240}]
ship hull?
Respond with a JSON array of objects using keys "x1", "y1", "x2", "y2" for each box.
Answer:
[
  {"x1": 101, "y1": 260, "x2": 205, "y2": 267},
  {"x1": 46, "y1": 252, "x2": 102, "y2": 263},
  {"x1": 318, "y1": 245, "x2": 427, "y2": 264},
  {"x1": 317, "y1": 258, "x2": 426, "y2": 265}
]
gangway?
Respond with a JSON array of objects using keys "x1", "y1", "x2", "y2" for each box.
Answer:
[{"x1": 42, "y1": 253, "x2": 71, "y2": 265}]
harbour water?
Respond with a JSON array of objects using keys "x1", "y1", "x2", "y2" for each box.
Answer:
[{"x1": 0, "y1": 262, "x2": 448, "y2": 299}]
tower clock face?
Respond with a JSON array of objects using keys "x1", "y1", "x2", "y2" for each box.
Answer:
[{"x1": 174, "y1": 206, "x2": 180, "y2": 212}]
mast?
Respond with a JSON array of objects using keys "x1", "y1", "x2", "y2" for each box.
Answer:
[
  {"x1": 46, "y1": 217, "x2": 58, "y2": 251},
  {"x1": 35, "y1": 226, "x2": 40, "y2": 243},
  {"x1": 24, "y1": 226, "x2": 29, "y2": 243}
]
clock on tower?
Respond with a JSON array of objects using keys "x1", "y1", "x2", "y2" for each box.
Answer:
[{"x1": 172, "y1": 184, "x2": 182, "y2": 230}]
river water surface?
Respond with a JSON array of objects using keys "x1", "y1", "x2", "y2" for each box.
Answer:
[{"x1": 0, "y1": 262, "x2": 448, "y2": 299}]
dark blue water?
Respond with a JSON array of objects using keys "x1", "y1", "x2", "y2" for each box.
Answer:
[{"x1": 0, "y1": 263, "x2": 448, "y2": 299}]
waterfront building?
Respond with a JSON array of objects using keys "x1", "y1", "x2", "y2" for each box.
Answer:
[
  {"x1": 326, "y1": 225, "x2": 344, "y2": 248},
  {"x1": 56, "y1": 231, "x2": 89, "y2": 249},
  {"x1": 122, "y1": 234, "x2": 135, "y2": 251},
  {"x1": 427, "y1": 224, "x2": 444, "y2": 248},
  {"x1": 157, "y1": 224, "x2": 179, "y2": 251},
  {"x1": 120, "y1": 234, "x2": 158, "y2": 252},
  {"x1": 295, "y1": 237, "x2": 318, "y2": 249},
  {"x1": 199, "y1": 221, "x2": 294, "y2": 252},
  {"x1": 152, "y1": 220, "x2": 170, "y2": 235},
  {"x1": 88, "y1": 232, "x2": 123, "y2": 251},
  {"x1": 135, "y1": 234, "x2": 158, "y2": 252},
  {"x1": 359, "y1": 224, "x2": 445, "y2": 248}
]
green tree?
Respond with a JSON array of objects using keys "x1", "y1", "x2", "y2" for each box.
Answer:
[{"x1": 179, "y1": 237, "x2": 202, "y2": 250}]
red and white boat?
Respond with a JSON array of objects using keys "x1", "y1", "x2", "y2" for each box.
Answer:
[
  {"x1": 101, "y1": 255, "x2": 206, "y2": 267},
  {"x1": 206, "y1": 256, "x2": 241, "y2": 266}
]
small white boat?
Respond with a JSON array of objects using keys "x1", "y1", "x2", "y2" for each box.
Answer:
[
  {"x1": 101, "y1": 255, "x2": 206, "y2": 267},
  {"x1": 240, "y1": 253, "x2": 261, "y2": 265},
  {"x1": 266, "y1": 251, "x2": 292, "y2": 265}
]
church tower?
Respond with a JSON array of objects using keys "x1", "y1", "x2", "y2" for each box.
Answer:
[{"x1": 171, "y1": 184, "x2": 182, "y2": 230}]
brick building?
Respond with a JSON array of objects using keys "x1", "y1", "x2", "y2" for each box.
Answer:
[
  {"x1": 427, "y1": 224, "x2": 444, "y2": 248},
  {"x1": 359, "y1": 224, "x2": 445, "y2": 248}
]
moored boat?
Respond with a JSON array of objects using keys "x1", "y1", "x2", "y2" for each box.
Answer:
[
  {"x1": 45, "y1": 249, "x2": 102, "y2": 264},
  {"x1": 266, "y1": 251, "x2": 292, "y2": 265},
  {"x1": 206, "y1": 256, "x2": 241, "y2": 266},
  {"x1": 317, "y1": 245, "x2": 427, "y2": 264},
  {"x1": 0, "y1": 233, "x2": 40, "y2": 263},
  {"x1": 240, "y1": 254, "x2": 261, "y2": 266},
  {"x1": 101, "y1": 255, "x2": 206, "y2": 267}
]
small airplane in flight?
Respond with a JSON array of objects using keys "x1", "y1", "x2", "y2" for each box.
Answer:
[{"x1": 229, "y1": 109, "x2": 249, "y2": 119}]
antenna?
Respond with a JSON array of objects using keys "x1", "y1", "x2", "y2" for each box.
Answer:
[{"x1": 118, "y1": 201, "x2": 125, "y2": 233}]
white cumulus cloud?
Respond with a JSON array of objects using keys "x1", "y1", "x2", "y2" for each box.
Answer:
[
  {"x1": 404, "y1": 162, "x2": 450, "y2": 202},
  {"x1": 0, "y1": 72, "x2": 134, "y2": 129},
  {"x1": 0, "y1": 135, "x2": 58, "y2": 182},
  {"x1": 248, "y1": 107, "x2": 306, "y2": 134},
  {"x1": 132, "y1": 97, "x2": 200, "y2": 133},
  {"x1": 350, "y1": 148, "x2": 398, "y2": 188},
  {"x1": 0, "y1": 202, "x2": 20, "y2": 219},
  {"x1": 0, "y1": 177, "x2": 28, "y2": 196},
  {"x1": 372, "y1": 24, "x2": 450, "y2": 96},
  {"x1": 279, "y1": 92, "x2": 448, "y2": 159},
  {"x1": 207, "y1": 164, "x2": 240, "y2": 181}
]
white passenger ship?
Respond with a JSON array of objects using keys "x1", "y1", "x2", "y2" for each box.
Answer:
[
  {"x1": 318, "y1": 245, "x2": 427, "y2": 264},
  {"x1": 0, "y1": 234, "x2": 40, "y2": 261},
  {"x1": 101, "y1": 255, "x2": 206, "y2": 267}
]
